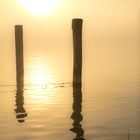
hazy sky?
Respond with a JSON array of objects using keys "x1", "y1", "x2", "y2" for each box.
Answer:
[
  {"x1": 0, "y1": 0, "x2": 140, "y2": 84},
  {"x1": 0, "y1": 0, "x2": 140, "y2": 46}
]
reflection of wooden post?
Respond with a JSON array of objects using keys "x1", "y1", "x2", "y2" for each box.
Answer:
[
  {"x1": 15, "y1": 25, "x2": 24, "y2": 88},
  {"x1": 72, "y1": 18, "x2": 83, "y2": 88},
  {"x1": 15, "y1": 87, "x2": 27, "y2": 123},
  {"x1": 70, "y1": 89, "x2": 85, "y2": 140}
]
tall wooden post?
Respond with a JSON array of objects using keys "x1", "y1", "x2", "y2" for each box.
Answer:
[
  {"x1": 15, "y1": 25, "x2": 27, "y2": 123},
  {"x1": 15, "y1": 25, "x2": 24, "y2": 88},
  {"x1": 72, "y1": 18, "x2": 83, "y2": 88}
]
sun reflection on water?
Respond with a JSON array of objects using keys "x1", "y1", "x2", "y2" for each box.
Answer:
[
  {"x1": 24, "y1": 57, "x2": 54, "y2": 107},
  {"x1": 25, "y1": 57, "x2": 52, "y2": 87},
  {"x1": 24, "y1": 56, "x2": 72, "y2": 111}
]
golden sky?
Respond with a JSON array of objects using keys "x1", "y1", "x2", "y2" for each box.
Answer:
[{"x1": 0, "y1": 0, "x2": 140, "y2": 45}]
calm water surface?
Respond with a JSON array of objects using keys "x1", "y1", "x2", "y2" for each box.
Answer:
[
  {"x1": 0, "y1": 80, "x2": 139, "y2": 140},
  {"x1": 0, "y1": 44, "x2": 140, "y2": 140}
]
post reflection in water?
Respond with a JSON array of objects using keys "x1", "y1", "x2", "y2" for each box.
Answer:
[
  {"x1": 70, "y1": 88, "x2": 85, "y2": 140},
  {"x1": 15, "y1": 85, "x2": 27, "y2": 123}
]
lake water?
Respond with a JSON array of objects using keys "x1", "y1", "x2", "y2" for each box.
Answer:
[
  {"x1": 0, "y1": 31, "x2": 140, "y2": 140},
  {"x1": 0, "y1": 52, "x2": 140, "y2": 140}
]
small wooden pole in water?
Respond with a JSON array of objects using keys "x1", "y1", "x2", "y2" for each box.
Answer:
[
  {"x1": 15, "y1": 25, "x2": 24, "y2": 88},
  {"x1": 72, "y1": 18, "x2": 83, "y2": 88}
]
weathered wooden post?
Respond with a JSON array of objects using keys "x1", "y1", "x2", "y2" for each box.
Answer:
[
  {"x1": 72, "y1": 18, "x2": 83, "y2": 88},
  {"x1": 15, "y1": 25, "x2": 24, "y2": 89},
  {"x1": 14, "y1": 25, "x2": 27, "y2": 123}
]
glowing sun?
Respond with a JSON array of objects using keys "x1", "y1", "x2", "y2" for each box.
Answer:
[{"x1": 20, "y1": 0, "x2": 60, "y2": 15}]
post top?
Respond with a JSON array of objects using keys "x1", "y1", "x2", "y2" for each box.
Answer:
[
  {"x1": 72, "y1": 18, "x2": 83, "y2": 29},
  {"x1": 15, "y1": 25, "x2": 23, "y2": 28},
  {"x1": 72, "y1": 18, "x2": 83, "y2": 22}
]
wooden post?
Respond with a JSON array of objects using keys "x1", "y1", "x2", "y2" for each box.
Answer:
[
  {"x1": 72, "y1": 18, "x2": 83, "y2": 88},
  {"x1": 15, "y1": 25, "x2": 24, "y2": 88}
]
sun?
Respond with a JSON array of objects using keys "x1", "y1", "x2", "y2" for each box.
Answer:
[{"x1": 20, "y1": 0, "x2": 60, "y2": 15}]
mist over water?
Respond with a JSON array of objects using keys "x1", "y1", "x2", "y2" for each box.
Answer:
[
  {"x1": 0, "y1": 40, "x2": 139, "y2": 139},
  {"x1": 0, "y1": 1, "x2": 140, "y2": 139}
]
